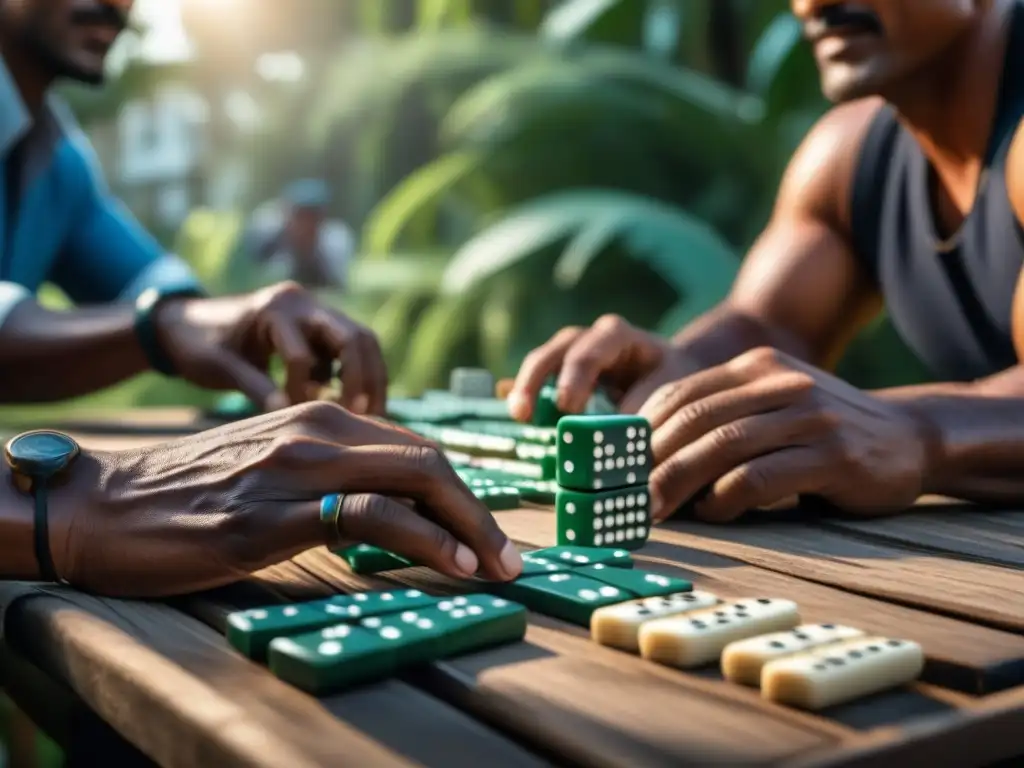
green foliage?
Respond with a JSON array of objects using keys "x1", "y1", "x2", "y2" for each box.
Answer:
[{"x1": 44, "y1": 0, "x2": 928, "y2": 412}]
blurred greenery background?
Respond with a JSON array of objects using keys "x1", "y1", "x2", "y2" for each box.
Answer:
[
  {"x1": 2, "y1": 1, "x2": 937, "y2": 762},
  {"x1": 9, "y1": 0, "x2": 931, "y2": 427}
]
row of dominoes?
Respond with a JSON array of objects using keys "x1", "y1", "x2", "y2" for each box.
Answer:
[
  {"x1": 227, "y1": 590, "x2": 528, "y2": 694},
  {"x1": 591, "y1": 593, "x2": 924, "y2": 710},
  {"x1": 554, "y1": 415, "x2": 654, "y2": 551}
]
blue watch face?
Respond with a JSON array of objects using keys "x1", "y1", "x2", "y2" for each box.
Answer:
[{"x1": 6, "y1": 431, "x2": 80, "y2": 478}]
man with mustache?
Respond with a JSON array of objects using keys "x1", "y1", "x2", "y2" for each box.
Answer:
[
  {"x1": 0, "y1": 0, "x2": 524, "y2": 596},
  {"x1": 510, "y1": 0, "x2": 1024, "y2": 523}
]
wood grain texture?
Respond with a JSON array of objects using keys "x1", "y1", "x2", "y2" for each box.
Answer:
[
  {"x1": 0, "y1": 582, "x2": 546, "y2": 768},
  {"x1": 495, "y1": 508, "x2": 1024, "y2": 694},
  {"x1": 819, "y1": 506, "x2": 1024, "y2": 569},
  {"x1": 643, "y1": 517, "x2": 1024, "y2": 635}
]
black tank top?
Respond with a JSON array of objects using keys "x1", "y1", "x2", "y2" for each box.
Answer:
[{"x1": 851, "y1": 2, "x2": 1024, "y2": 381}]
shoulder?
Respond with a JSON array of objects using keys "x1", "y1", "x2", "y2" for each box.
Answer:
[
  {"x1": 1008, "y1": 117, "x2": 1024, "y2": 225},
  {"x1": 775, "y1": 97, "x2": 888, "y2": 232},
  {"x1": 46, "y1": 97, "x2": 108, "y2": 196}
]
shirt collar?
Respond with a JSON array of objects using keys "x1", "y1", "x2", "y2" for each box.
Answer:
[{"x1": 0, "y1": 54, "x2": 32, "y2": 157}]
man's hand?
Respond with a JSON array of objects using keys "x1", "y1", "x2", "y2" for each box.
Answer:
[
  {"x1": 509, "y1": 315, "x2": 687, "y2": 420},
  {"x1": 48, "y1": 402, "x2": 523, "y2": 598},
  {"x1": 155, "y1": 281, "x2": 387, "y2": 415},
  {"x1": 642, "y1": 347, "x2": 933, "y2": 523}
]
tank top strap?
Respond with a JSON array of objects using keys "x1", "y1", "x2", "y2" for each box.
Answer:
[{"x1": 849, "y1": 106, "x2": 900, "y2": 282}]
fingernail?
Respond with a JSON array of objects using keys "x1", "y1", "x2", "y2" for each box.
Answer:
[
  {"x1": 508, "y1": 393, "x2": 529, "y2": 421},
  {"x1": 265, "y1": 392, "x2": 289, "y2": 411},
  {"x1": 454, "y1": 544, "x2": 479, "y2": 577},
  {"x1": 498, "y1": 540, "x2": 522, "y2": 580}
]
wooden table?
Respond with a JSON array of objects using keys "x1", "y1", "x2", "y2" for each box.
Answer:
[{"x1": 3, "y1": 412, "x2": 1024, "y2": 767}]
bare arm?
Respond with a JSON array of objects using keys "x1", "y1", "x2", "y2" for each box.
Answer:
[
  {"x1": 0, "y1": 300, "x2": 152, "y2": 402},
  {"x1": 670, "y1": 100, "x2": 884, "y2": 372}
]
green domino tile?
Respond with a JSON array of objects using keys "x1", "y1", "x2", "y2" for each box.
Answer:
[
  {"x1": 515, "y1": 443, "x2": 557, "y2": 478},
  {"x1": 458, "y1": 420, "x2": 558, "y2": 446},
  {"x1": 518, "y1": 553, "x2": 576, "y2": 577},
  {"x1": 469, "y1": 456, "x2": 547, "y2": 479},
  {"x1": 227, "y1": 600, "x2": 355, "y2": 661},
  {"x1": 556, "y1": 484, "x2": 651, "y2": 551},
  {"x1": 461, "y1": 397, "x2": 513, "y2": 421},
  {"x1": 449, "y1": 367, "x2": 496, "y2": 399},
  {"x1": 501, "y1": 572, "x2": 638, "y2": 626},
  {"x1": 526, "y1": 545, "x2": 634, "y2": 568},
  {"x1": 532, "y1": 384, "x2": 566, "y2": 427},
  {"x1": 576, "y1": 564, "x2": 692, "y2": 597},
  {"x1": 358, "y1": 609, "x2": 446, "y2": 666},
  {"x1": 268, "y1": 623, "x2": 397, "y2": 694},
  {"x1": 556, "y1": 415, "x2": 652, "y2": 491},
  {"x1": 336, "y1": 544, "x2": 412, "y2": 574},
  {"x1": 430, "y1": 594, "x2": 528, "y2": 656},
  {"x1": 226, "y1": 588, "x2": 441, "y2": 661},
  {"x1": 471, "y1": 484, "x2": 521, "y2": 510},
  {"x1": 512, "y1": 478, "x2": 558, "y2": 504}
]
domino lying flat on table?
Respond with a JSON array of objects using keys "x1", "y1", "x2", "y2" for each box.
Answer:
[
  {"x1": 639, "y1": 599, "x2": 802, "y2": 668},
  {"x1": 720, "y1": 624, "x2": 865, "y2": 686},
  {"x1": 760, "y1": 635, "x2": 925, "y2": 710},
  {"x1": 591, "y1": 591, "x2": 721, "y2": 652},
  {"x1": 268, "y1": 594, "x2": 528, "y2": 694}
]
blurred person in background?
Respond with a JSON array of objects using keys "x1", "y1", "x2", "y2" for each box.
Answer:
[
  {"x1": 0, "y1": 0, "x2": 385, "y2": 414},
  {"x1": 510, "y1": 0, "x2": 1024, "y2": 523},
  {"x1": 243, "y1": 179, "x2": 355, "y2": 291}
]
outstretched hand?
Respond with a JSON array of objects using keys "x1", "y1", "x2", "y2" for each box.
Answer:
[
  {"x1": 508, "y1": 315, "x2": 687, "y2": 420},
  {"x1": 48, "y1": 402, "x2": 522, "y2": 597},
  {"x1": 641, "y1": 348, "x2": 932, "y2": 523},
  {"x1": 155, "y1": 281, "x2": 388, "y2": 415}
]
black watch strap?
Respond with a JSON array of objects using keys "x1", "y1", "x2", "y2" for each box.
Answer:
[{"x1": 33, "y1": 486, "x2": 63, "y2": 584}]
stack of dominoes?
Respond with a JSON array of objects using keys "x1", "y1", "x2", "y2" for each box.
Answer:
[{"x1": 554, "y1": 414, "x2": 654, "y2": 550}]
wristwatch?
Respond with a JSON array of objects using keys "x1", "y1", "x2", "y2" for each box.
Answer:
[
  {"x1": 134, "y1": 285, "x2": 206, "y2": 376},
  {"x1": 4, "y1": 430, "x2": 80, "y2": 583}
]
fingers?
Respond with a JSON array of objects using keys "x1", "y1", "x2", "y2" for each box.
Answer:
[
  {"x1": 508, "y1": 326, "x2": 584, "y2": 421},
  {"x1": 336, "y1": 494, "x2": 480, "y2": 579},
  {"x1": 639, "y1": 364, "x2": 746, "y2": 429},
  {"x1": 213, "y1": 350, "x2": 289, "y2": 411},
  {"x1": 269, "y1": 436, "x2": 521, "y2": 581},
  {"x1": 692, "y1": 448, "x2": 827, "y2": 523},
  {"x1": 554, "y1": 317, "x2": 641, "y2": 414},
  {"x1": 316, "y1": 312, "x2": 388, "y2": 416},
  {"x1": 358, "y1": 332, "x2": 389, "y2": 416},
  {"x1": 649, "y1": 407, "x2": 824, "y2": 521},
  {"x1": 267, "y1": 314, "x2": 318, "y2": 406},
  {"x1": 651, "y1": 373, "x2": 815, "y2": 463}
]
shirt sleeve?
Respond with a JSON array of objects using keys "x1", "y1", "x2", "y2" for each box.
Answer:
[{"x1": 48, "y1": 129, "x2": 203, "y2": 306}]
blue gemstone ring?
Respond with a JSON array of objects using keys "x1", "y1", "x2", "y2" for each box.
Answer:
[{"x1": 320, "y1": 493, "x2": 345, "y2": 546}]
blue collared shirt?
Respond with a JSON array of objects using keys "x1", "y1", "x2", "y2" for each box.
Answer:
[{"x1": 0, "y1": 56, "x2": 201, "y2": 327}]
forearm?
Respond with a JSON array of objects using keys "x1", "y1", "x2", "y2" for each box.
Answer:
[
  {"x1": 878, "y1": 367, "x2": 1024, "y2": 502},
  {"x1": 0, "y1": 300, "x2": 149, "y2": 402},
  {"x1": 0, "y1": 468, "x2": 41, "y2": 580},
  {"x1": 669, "y1": 303, "x2": 817, "y2": 371}
]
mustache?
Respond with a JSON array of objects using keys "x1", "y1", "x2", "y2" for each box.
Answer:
[
  {"x1": 70, "y1": 4, "x2": 129, "y2": 30},
  {"x1": 803, "y1": 4, "x2": 883, "y2": 40}
]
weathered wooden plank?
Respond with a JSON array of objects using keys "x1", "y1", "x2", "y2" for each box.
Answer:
[
  {"x1": 649, "y1": 517, "x2": 1024, "y2": 635},
  {"x1": 203, "y1": 549, "x2": 847, "y2": 768},
  {"x1": 0, "y1": 583, "x2": 545, "y2": 768},
  {"x1": 493, "y1": 509, "x2": 1024, "y2": 695},
  {"x1": 818, "y1": 506, "x2": 1024, "y2": 570}
]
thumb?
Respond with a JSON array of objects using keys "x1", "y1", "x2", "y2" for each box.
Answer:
[{"x1": 215, "y1": 350, "x2": 289, "y2": 412}]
